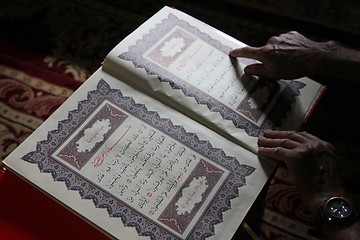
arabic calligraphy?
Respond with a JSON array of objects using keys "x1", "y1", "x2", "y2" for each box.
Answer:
[
  {"x1": 146, "y1": 26, "x2": 255, "y2": 112},
  {"x1": 77, "y1": 115, "x2": 206, "y2": 219}
]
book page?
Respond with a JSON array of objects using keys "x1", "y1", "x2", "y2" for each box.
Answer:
[
  {"x1": 103, "y1": 6, "x2": 324, "y2": 154},
  {"x1": 4, "y1": 69, "x2": 277, "y2": 240}
]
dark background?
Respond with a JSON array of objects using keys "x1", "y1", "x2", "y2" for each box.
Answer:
[{"x1": 2, "y1": 0, "x2": 360, "y2": 72}]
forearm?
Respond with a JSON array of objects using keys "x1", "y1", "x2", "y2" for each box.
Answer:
[{"x1": 314, "y1": 41, "x2": 360, "y2": 84}]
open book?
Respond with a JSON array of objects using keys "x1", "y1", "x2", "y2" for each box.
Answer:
[{"x1": 3, "y1": 6, "x2": 325, "y2": 240}]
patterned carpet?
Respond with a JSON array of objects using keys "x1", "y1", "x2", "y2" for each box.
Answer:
[{"x1": 1, "y1": 0, "x2": 359, "y2": 239}]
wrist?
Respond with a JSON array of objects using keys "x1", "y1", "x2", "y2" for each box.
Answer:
[
  {"x1": 305, "y1": 192, "x2": 342, "y2": 217},
  {"x1": 316, "y1": 196, "x2": 359, "y2": 223},
  {"x1": 311, "y1": 40, "x2": 339, "y2": 76},
  {"x1": 313, "y1": 40, "x2": 360, "y2": 83},
  {"x1": 301, "y1": 151, "x2": 345, "y2": 216},
  {"x1": 312, "y1": 196, "x2": 360, "y2": 239}
]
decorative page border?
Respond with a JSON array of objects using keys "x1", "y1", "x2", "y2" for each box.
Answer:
[
  {"x1": 57, "y1": 103, "x2": 128, "y2": 169},
  {"x1": 119, "y1": 13, "x2": 305, "y2": 137},
  {"x1": 22, "y1": 79, "x2": 255, "y2": 240}
]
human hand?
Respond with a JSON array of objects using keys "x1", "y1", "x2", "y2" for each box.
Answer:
[
  {"x1": 257, "y1": 130, "x2": 345, "y2": 215},
  {"x1": 229, "y1": 31, "x2": 327, "y2": 80}
]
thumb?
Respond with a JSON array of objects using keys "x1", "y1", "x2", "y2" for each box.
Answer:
[{"x1": 244, "y1": 63, "x2": 266, "y2": 76}]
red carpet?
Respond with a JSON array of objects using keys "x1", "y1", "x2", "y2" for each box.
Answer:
[{"x1": 0, "y1": 41, "x2": 89, "y2": 161}]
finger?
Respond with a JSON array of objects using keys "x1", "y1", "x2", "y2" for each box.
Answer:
[
  {"x1": 258, "y1": 137, "x2": 298, "y2": 149},
  {"x1": 262, "y1": 130, "x2": 294, "y2": 139},
  {"x1": 297, "y1": 131, "x2": 321, "y2": 142},
  {"x1": 229, "y1": 46, "x2": 262, "y2": 61},
  {"x1": 264, "y1": 131, "x2": 309, "y2": 144},
  {"x1": 261, "y1": 130, "x2": 309, "y2": 152},
  {"x1": 258, "y1": 146, "x2": 297, "y2": 162},
  {"x1": 262, "y1": 130, "x2": 307, "y2": 144},
  {"x1": 285, "y1": 133, "x2": 307, "y2": 144}
]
